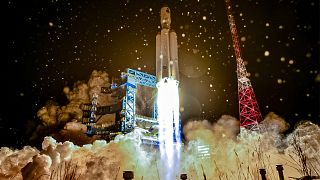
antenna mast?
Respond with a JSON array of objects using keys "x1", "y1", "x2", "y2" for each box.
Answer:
[{"x1": 224, "y1": 0, "x2": 263, "y2": 130}]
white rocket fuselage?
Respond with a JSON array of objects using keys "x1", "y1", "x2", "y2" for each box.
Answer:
[
  {"x1": 156, "y1": 6, "x2": 179, "y2": 82},
  {"x1": 156, "y1": 7, "x2": 182, "y2": 178}
]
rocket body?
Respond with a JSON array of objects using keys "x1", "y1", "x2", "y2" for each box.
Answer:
[
  {"x1": 156, "y1": 6, "x2": 179, "y2": 82},
  {"x1": 156, "y1": 6, "x2": 181, "y2": 179}
]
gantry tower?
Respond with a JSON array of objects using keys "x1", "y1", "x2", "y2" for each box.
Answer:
[{"x1": 225, "y1": 0, "x2": 263, "y2": 130}]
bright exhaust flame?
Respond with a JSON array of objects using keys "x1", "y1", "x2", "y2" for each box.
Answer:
[{"x1": 157, "y1": 78, "x2": 181, "y2": 179}]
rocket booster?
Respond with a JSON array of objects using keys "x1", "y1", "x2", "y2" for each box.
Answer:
[{"x1": 156, "y1": 6, "x2": 179, "y2": 82}]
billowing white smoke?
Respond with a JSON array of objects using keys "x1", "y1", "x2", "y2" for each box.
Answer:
[
  {"x1": 30, "y1": 70, "x2": 116, "y2": 144},
  {"x1": 180, "y1": 114, "x2": 319, "y2": 179},
  {"x1": 0, "y1": 146, "x2": 39, "y2": 179},
  {"x1": 1, "y1": 112, "x2": 319, "y2": 180},
  {"x1": 5, "y1": 71, "x2": 319, "y2": 179},
  {"x1": 1, "y1": 130, "x2": 160, "y2": 180},
  {"x1": 285, "y1": 121, "x2": 320, "y2": 176}
]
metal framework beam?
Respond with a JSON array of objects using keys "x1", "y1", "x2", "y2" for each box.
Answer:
[
  {"x1": 224, "y1": 0, "x2": 263, "y2": 130},
  {"x1": 121, "y1": 68, "x2": 157, "y2": 132}
]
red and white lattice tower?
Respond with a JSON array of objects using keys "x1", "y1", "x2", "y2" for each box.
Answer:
[{"x1": 225, "y1": 0, "x2": 263, "y2": 130}]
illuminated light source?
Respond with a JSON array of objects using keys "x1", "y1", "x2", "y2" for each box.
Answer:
[{"x1": 157, "y1": 77, "x2": 181, "y2": 179}]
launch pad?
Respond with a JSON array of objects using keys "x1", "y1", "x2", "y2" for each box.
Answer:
[
  {"x1": 81, "y1": 1, "x2": 263, "y2": 161},
  {"x1": 82, "y1": 68, "x2": 161, "y2": 145},
  {"x1": 81, "y1": 5, "x2": 183, "y2": 149}
]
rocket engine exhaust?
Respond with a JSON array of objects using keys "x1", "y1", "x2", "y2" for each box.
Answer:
[{"x1": 157, "y1": 78, "x2": 181, "y2": 180}]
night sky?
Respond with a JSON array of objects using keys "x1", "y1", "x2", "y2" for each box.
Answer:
[{"x1": 4, "y1": 0, "x2": 319, "y2": 147}]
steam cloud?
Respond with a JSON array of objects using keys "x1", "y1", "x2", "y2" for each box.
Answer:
[
  {"x1": 1, "y1": 115, "x2": 319, "y2": 179},
  {"x1": 2, "y1": 70, "x2": 319, "y2": 179},
  {"x1": 30, "y1": 70, "x2": 115, "y2": 145}
]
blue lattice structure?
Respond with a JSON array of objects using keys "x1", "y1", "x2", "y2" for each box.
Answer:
[
  {"x1": 121, "y1": 84, "x2": 136, "y2": 132},
  {"x1": 120, "y1": 68, "x2": 157, "y2": 133},
  {"x1": 81, "y1": 68, "x2": 159, "y2": 145},
  {"x1": 128, "y1": 68, "x2": 157, "y2": 88}
]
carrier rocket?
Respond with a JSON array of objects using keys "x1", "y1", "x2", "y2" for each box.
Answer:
[
  {"x1": 156, "y1": 7, "x2": 181, "y2": 178},
  {"x1": 156, "y1": 6, "x2": 179, "y2": 82}
]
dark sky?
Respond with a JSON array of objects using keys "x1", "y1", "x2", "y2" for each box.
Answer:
[{"x1": 4, "y1": 0, "x2": 319, "y2": 147}]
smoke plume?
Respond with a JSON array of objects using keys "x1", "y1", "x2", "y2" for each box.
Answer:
[
  {"x1": 4, "y1": 71, "x2": 319, "y2": 179},
  {"x1": 1, "y1": 113, "x2": 319, "y2": 179},
  {"x1": 30, "y1": 70, "x2": 115, "y2": 146}
]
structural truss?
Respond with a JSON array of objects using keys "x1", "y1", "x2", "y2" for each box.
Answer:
[
  {"x1": 121, "y1": 68, "x2": 157, "y2": 132},
  {"x1": 225, "y1": 0, "x2": 263, "y2": 130}
]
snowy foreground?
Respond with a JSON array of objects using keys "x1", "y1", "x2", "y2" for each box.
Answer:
[{"x1": 0, "y1": 114, "x2": 319, "y2": 180}]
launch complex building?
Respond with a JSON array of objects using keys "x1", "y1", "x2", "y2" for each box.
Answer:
[
  {"x1": 81, "y1": 5, "x2": 182, "y2": 146},
  {"x1": 81, "y1": 2, "x2": 263, "y2": 147}
]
